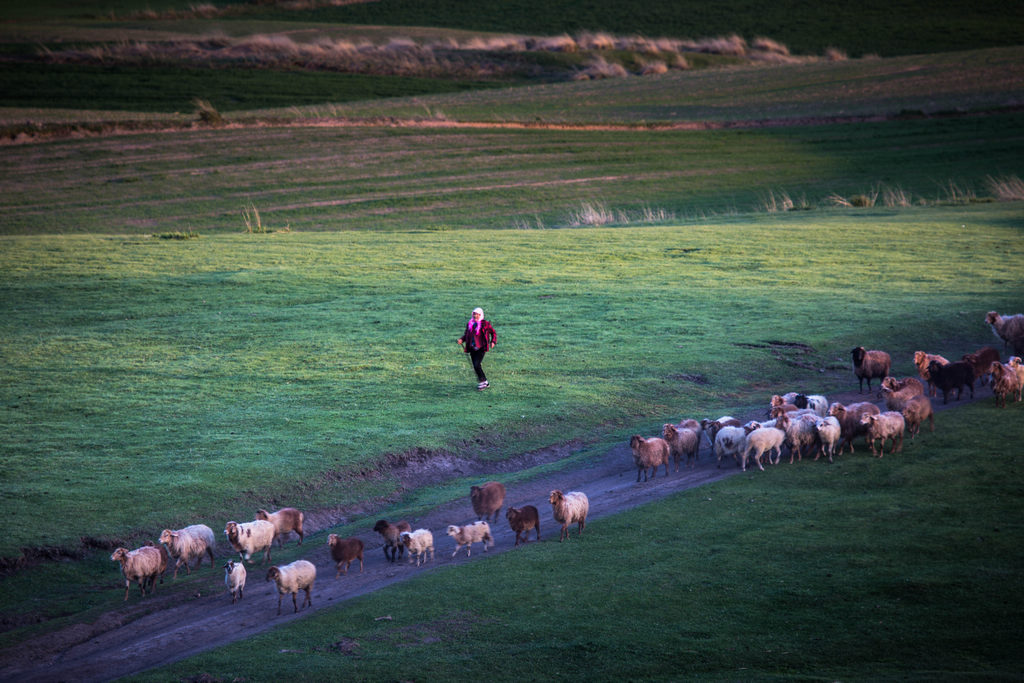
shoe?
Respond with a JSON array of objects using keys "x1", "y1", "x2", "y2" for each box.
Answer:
[{"x1": 478, "y1": 381, "x2": 489, "y2": 390}]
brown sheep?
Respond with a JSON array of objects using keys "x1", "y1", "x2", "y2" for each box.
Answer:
[
  {"x1": 913, "y1": 351, "x2": 949, "y2": 397},
  {"x1": 989, "y1": 361, "x2": 1022, "y2": 408},
  {"x1": 1009, "y1": 357, "x2": 1024, "y2": 395},
  {"x1": 986, "y1": 311, "x2": 1024, "y2": 356},
  {"x1": 549, "y1": 490, "x2": 589, "y2": 542},
  {"x1": 851, "y1": 347, "x2": 891, "y2": 393},
  {"x1": 881, "y1": 376, "x2": 925, "y2": 411},
  {"x1": 373, "y1": 519, "x2": 411, "y2": 562},
  {"x1": 506, "y1": 505, "x2": 540, "y2": 546},
  {"x1": 662, "y1": 423, "x2": 701, "y2": 471},
  {"x1": 255, "y1": 508, "x2": 305, "y2": 548},
  {"x1": 861, "y1": 411, "x2": 906, "y2": 457},
  {"x1": 327, "y1": 535, "x2": 364, "y2": 578},
  {"x1": 629, "y1": 435, "x2": 670, "y2": 482},
  {"x1": 928, "y1": 360, "x2": 975, "y2": 404},
  {"x1": 110, "y1": 546, "x2": 164, "y2": 601},
  {"x1": 901, "y1": 395, "x2": 934, "y2": 438},
  {"x1": 828, "y1": 401, "x2": 881, "y2": 454},
  {"x1": 470, "y1": 481, "x2": 505, "y2": 523},
  {"x1": 962, "y1": 346, "x2": 1001, "y2": 386}
]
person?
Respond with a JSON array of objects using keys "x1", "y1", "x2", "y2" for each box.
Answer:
[{"x1": 457, "y1": 307, "x2": 496, "y2": 390}]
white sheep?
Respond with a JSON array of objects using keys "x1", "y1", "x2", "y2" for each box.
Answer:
[
  {"x1": 796, "y1": 394, "x2": 829, "y2": 417},
  {"x1": 446, "y1": 521, "x2": 494, "y2": 557},
  {"x1": 265, "y1": 560, "x2": 316, "y2": 616},
  {"x1": 813, "y1": 416, "x2": 841, "y2": 462},
  {"x1": 224, "y1": 520, "x2": 275, "y2": 564},
  {"x1": 158, "y1": 524, "x2": 215, "y2": 579},
  {"x1": 110, "y1": 546, "x2": 164, "y2": 601},
  {"x1": 400, "y1": 529, "x2": 435, "y2": 566},
  {"x1": 986, "y1": 311, "x2": 1024, "y2": 356},
  {"x1": 255, "y1": 507, "x2": 305, "y2": 547},
  {"x1": 776, "y1": 412, "x2": 821, "y2": 464},
  {"x1": 713, "y1": 425, "x2": 747, "y2": 468},
  {"x1": 740, "y1": 424, "x2": 785, "y2": 471},
  {"x1": 861, "y1": 411, "x2": 906, "y2": 457},
  {"x1": 700, "y1": 416, "x2": 741, "y2": 447},
  {"x1": 224, "y1": 560, "x2": 246, "y2": 604},
  {"x1": 549, "y1": 489, "x2": 589, "y2": 542}
]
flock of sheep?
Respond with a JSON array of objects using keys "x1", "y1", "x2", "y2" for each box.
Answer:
[{"x1": 110, "y1": 310, "x2": 1024, "y2": 613}]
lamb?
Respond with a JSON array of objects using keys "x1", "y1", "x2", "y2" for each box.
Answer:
[
  {"x1": 901, "y1": 395, "x2": 934, "y2": 438},
  {"x1": 327, "y1": 535, "x2": 364, "y2": 577},
  {"x1": 629, "y1": 434, "x2": 670, "y2": 481},
  {"x1": 861, "y1": 411, "x2": 906, "y2": 457},
  {"x1": 110, "y1": 545, "x2": 164, "y2": 601},
  {"x1": 986, "y1": 311, "x2": 1024, "y2": 356},
  {"x1": 224, "y1": 560, "x2": 246, "y2": 604},
  {"x1": 739, "y1": 423, "x2": 785, "y2": 471},
  {"x1": 989, "y1": 361, "x2": 1022, "y2": 408},
  {"x1": 662, "y1": 423, "x2": 701, "y2": 470},
  {"x1": 400, "y1": 529, "x2": 435, "y2": 566},
  {"x1": 713, "y1": 425, "x2": 748, "y2": 468},
  {"x1": 470, "y1": 481, "x2": 505, "y2": 524},
  {"x1": 793, "y1": 393, "x2": 829, "y2": 417},
  {"x1": 158, "y1": 524, "x2": 216, "y2": 579},
  {"x1": 828, "y1": 401, "x2": 881, "y2": 454},
  {"x1": 506, "y1": 505, "x2": 541, "y2": 546},
  {"x1": 265, "y1": 560, "x2": 316, "y2": 616},
  {"x1": 881, "y1": 376, "x2": 925, "y2": 411},
  {"x1": 776, "y1": 412, "x2": 821, "y2": 464},
  {"x1": 446, "y1": 521, "x2": 494, "y2": 557},
  {"x1": 913, "y1": 350, "x2": 950, "y2": 396},
  {"x1": 813, "y1": 416, "x2": 841, "y2": 462},
  {"x1": 549, "y1": 490, "x2": 589, "y2": 542},
  {"x1": 373, "y1": 519, "x2": 411, "y2": 562},
  {"x1": 700, "y1": 416, "x2": 741, "y2": 447},
  {"x1": 851, "y1": 346, "x2": 891, "y2": 393},
  {"x1": 928, "y1": 359, "x2": 975, "y2": 404},
  {"x1": 961, "y1": 346, "x2": 1001, "y2": 387},
  {"x1": 255, "y1": 507, "x2": 305, "y2": 548},
  {"x1": 224, "y1": 519, "x2": 275, "y2": 564}
]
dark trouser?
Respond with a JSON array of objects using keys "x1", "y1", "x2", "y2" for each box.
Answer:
[{"x1": 468, "y1": 348, "x2": 487, "y2": 382}]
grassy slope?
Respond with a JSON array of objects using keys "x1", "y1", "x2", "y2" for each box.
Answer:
[{"x1": 141, "y1": 403, "x2": 1024, "y2": 680}]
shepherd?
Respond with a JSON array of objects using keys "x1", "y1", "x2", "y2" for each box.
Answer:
[{"x1": 457, "y1": 306, "x2": 497, "y2": 390}]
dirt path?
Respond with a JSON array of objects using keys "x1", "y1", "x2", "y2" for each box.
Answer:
[{"x1": 0, "y1": 380, "x2": 989, "y2": 682}]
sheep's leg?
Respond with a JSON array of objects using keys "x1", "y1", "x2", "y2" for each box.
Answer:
[
  {"x1": 277, "y1": 594, "x2": 284, "y2": 616},
  {"x1": 292, "y1": 592, "x2": 299, "y2": 613}
]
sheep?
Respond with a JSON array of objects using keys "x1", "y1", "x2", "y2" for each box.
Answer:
[
  {"x1": 851, "y1": 346, "x2": 891, "y2": 393},
  {"x1": 913, "y1": 350, "x2": 950, "y2": 396},
  {"x1": 1009, "y1": 357, "x2": 1024, "y2": 395},
  {"x1": 470, "y1": 481, "x2": 505, "y2": 524},
  {"x1": 224, "y1": 560, "x2": 246, "y2": 604},
  {"x1": 327, "y1": 534, "x2": 364, "y2": 577},
  {"x1": 813, "y1": 416, "x2": 842, "y2": 462},
  {"x1": 110, "y1": 545, "x2": 164, "y2": 601},
  {"x1": 662, "y1": 423, "x2": 701, "y2": 470},
  {"x1": 989, "y1": 361, "x2": 1022, "y2": 408},
  {"x1": 158, "y1": 524, "x2": 215, "y2": 579},
  {"x1": 828, "y1": 401, "x2": 881, "y2": 454},
  {"x1": 265, "y1": 560, "x2": 316, "y2": 616},
  {"x1": 373, "y1": 519, "x2": 411, "y2": 562},
  {"x1": 255, "y1": 507, "x2": 305, "y2": 548},
  {"x1": 794, "y1": 393, "x2": 829, "y2": 417},
  {"x1": 739, "y1": 423, "x2": 785, "y2": 471},
  {"x1": 143, "y1": 540, "x2": 169, "y2": 587},
  {"x1": 962, "y1": 346, "x2": 1001, "y2": 387},
  {"x1": 446, "y1": 521, "x2": 494, "y2": 557},
  {"x1": 776, "y1": 412, "x2": 821, "y2": 464},
  {"x1": 770, "y1": 406, "x2": 817, "y2": 420},
  {"x1": 224, "y1": 519, "x2": 275, "y2": 565},
  {"x1": 629, "y1": 434, "x2": 670, "y2": 482},
  {"x1": 769, "y1": 394, "x2": 799, "y2": 416},
  {"x1": 986, "y1": 311, "x2": 1024, "y2": 356},
  {"x1": 506, "y1": 505, "x2": 541, "y2": 546},
  {"x1": 672, "y1": 418, "x2": 704, "y2": 448},
  {"x1": 881, "y1": 376, "x2": 925, "y2": 412},
  {"x1": 549, "y1": 490, "x2": 589, "y2": 542},
  {"x1": 700, "y1": 416, "x2": 741, "y2": 447},
  {"x1": 860, "y1": 411, "x2": 906, "y2": 457},
  {"x1": 713, "y1": 425, "x2": 748, "y2": 468},
  {"x1": 400, "y1": 529, "x2": 435, "y2": 566},
  {"x1": 928, "y1": 359, "x2": 975, "y2": 404},
  {"x1": 901, "y1": 395, "x2": 934, "y2": 438}
]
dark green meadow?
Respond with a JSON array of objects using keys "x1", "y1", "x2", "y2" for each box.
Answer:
[{"x1": 135, "y1": 403, "x2": 1024, "y2": 681}]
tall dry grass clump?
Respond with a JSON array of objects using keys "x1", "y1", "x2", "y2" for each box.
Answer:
[
  {"x1": 573, "y1": 56, "x2": 628, "y2": 80},
  {"x1": 984, "y1": 174, "x2": 1024, "y2": 200}
]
